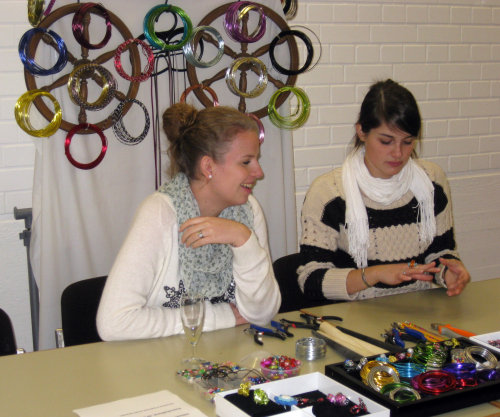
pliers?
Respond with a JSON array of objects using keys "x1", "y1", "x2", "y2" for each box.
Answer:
[
  {"x1": 430, "y1": 323, "x2": 476, "y2": 338},
  {"x1": 245, "y1": 324, "x2": 287, "y2": 345}
]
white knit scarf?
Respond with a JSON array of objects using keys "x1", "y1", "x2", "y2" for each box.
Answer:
[{"x1": 341, "y1": 148, "x2": 436, "y2": 268}]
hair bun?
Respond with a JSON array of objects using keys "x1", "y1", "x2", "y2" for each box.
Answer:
[{"x1": 162, "y1": 102, "x2": 198, "y2": 144}]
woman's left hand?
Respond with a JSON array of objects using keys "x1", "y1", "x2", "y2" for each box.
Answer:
[
  {"x1": 439, "y1": 257, "x2": 470, "y2": 296},
  {"x1": 180, "y1": 217, "x2": 251, "y2": 248}
]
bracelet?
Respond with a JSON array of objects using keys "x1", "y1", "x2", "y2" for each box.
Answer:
[{"x1": 361, "y1": 268, "x2": 372, "y2": 288}]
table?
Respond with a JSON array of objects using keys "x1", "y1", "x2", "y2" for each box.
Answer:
[{"x1": 1, "y1": 279, "x2": 499, "y2": 417}]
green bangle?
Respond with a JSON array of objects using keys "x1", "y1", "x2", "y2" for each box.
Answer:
[{"x1": 361, "y1": 268, "x2": 372, "y2": 288}]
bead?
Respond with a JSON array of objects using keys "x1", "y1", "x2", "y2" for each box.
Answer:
[{"x1": 238, "y1": 382, "x2": 251, "y2": 397}]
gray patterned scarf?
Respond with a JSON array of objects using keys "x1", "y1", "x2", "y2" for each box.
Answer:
[{"x1": 159, "y1": 173, "x2": 253, "y2": 298}]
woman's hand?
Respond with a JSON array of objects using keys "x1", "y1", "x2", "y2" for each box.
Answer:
[
  {"x1": 180, "y1": 217, "x2": 251, "y2": 248},
  {"x1": 372, "y1": 261, "x2": 440, "y2": 286},
  {"x1": 439, "y1": 257, "x2": 470, "y2": 296},
  {"x1": 229, "y1": 303, "x2": 248, "y2": 326}
]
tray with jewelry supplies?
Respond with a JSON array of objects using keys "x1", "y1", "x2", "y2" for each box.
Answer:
[
  {"x1": 325, "y1": 337, "x2": 500, "y2": 417},
  {"x1": 215, "y1": 371, "x2": 390, "y2": 417}
]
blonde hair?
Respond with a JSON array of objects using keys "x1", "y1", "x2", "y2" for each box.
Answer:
[{"x1": 162, "y1": 103, "x2": 259, "y2": 179}]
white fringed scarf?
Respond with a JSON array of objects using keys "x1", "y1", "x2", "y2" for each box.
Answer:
[{"x1": 342, "y1": 148, "x2": 436, "y2": 268}]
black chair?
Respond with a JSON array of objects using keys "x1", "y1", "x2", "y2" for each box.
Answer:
[
  {"x1": 60, "y1": 276, "x2": 107, "y2": 346},
  {"x1": 273, "y1": 253, "x2": 337, "y2": 313},
  {"x1": 0, "y1": 308, "x2": 17, "y2": 356}
]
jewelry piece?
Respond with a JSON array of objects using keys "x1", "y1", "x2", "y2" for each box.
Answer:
[
  {"x1": 208, "y1": 174, "x2": 212, "y2": 179},
  {"x1": 274, "y1": 395, "x2": 298, "y2": 406},
  {"x1": 326, "y1": 392, "x2": 349, "y2": 406},
  {"x1": 350, "y1": 398, "x2": 367, "y2": 415},
  {"x1": 238, "y1": 381, "x2": 251, "y2": 397},
  {"x1": 361, "y1": 267, "x2": 372, "y2": 288},
  {"x1": 246, "y1": 113, "x2": 265, "y2": 144},
  {"x1": 198, "y1": 231, "x2": 204, "y2": 239},
  {"x1": 253, "y1": 388, "x2": 269, "y2": 405},
  {"x1": 408, "y1": 260, "x2": 416, "y2": 268}
]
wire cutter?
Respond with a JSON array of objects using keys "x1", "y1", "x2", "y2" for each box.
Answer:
[
  {"x1": 299, "y1": 309, "x2": 343, "y2": 323},
  {"x1": 245, "y1": 324, "x2": 287, "y2": 345}
]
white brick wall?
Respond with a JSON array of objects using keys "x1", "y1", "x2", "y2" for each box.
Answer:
[{"x1": 1, "y1": 0, "x2": 500, "y2": 350}]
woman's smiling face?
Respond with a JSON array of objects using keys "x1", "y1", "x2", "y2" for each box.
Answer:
[{"x1": 357, "y1": 122, "x2": 415, "y2": 179}]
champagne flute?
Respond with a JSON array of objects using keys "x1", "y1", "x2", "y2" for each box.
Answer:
[{"x1": 180, "y1": 293, "x2": 205, "y2": 367}]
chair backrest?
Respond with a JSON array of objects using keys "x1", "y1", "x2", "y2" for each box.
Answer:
[
  {"x1": 0, "y1": 308, "x2": 17, "y2": 356},
  {"x1": 61, "y1": 276, "x2": 107, "y2": 346},
  {"x1": 273, "y1": 253, "x2": 336, "y2": 313}
]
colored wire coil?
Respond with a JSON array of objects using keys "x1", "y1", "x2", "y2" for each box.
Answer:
[
  {"x1": 67, "y1": 63, "x2": 116, "y2": 110},
  {"x1": 65, "y1": 123, "x2": 107, "y2": 170},
  {"x1": 388, "y1": 385, "x2": 421, "y2": 403},
  {"x1": 43, "y1": 0, "x2": 57, "y2": 16},
  {"x1": 366, "y1": 364, "x2": 400, "y2": 392},
  {"x1": 247, "y1": 113, "x2": 265, "y2": 144},
  {"x1": 464, "y1": 345, "x2": 498, "y2": 370},
  {"x1": 72, "y1": 3, "x2": 112, "y2": 50},
  {"x1": 290, "y1": 25, "x2": 322, "y2": 72},
  {"x1": 114, "y1": 38, "x2": 154, "y2": 82},
  {"x1": 359, "y1": 360, "x2": 384, "y2": 385},
  {"x1": 224, "y1": 1, "x2": 266, "y2": 43},
  {"x1": 281, "y1": 0, "x2": 298, "y2": 20},
  {"x1": 183, "y1": 26, "x2": 224, "y2": 68},
  {"x1": 15, "y1": 89, "x2": 61, "y2": 137},
  {"x1": 392, "y1": 362, "x2": 425, "y2": 378},
  {"x1": 111, "y1": 99, "x2": 150, "y2": 146},
  {"x1": 268, "y1": 86, "x2": 310, "y2": 130},
  {"x1": 28, "y1": 0, "x2": 44, "y2": 26},
  {"x1": 411, "y1": 370, "x2": 457, "y2": 395},
  {"x1": 225, "y1": 57, "x2": 268, "y2": 98},
  {"x1": 19, "y1": 27, "x2": 68, "y2": 76},
  {"x1": 180, "y1": 84, "x2": 219, "y2": 106},
  {"x1": 144, "y1": 5, "x2": 192, "y2": 51},
  {"x1": 269, "y1": 29, "x2": 313, "y2": 75}
]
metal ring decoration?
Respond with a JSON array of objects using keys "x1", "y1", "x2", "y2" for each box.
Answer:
[
  {"x1": 281, "y1": 0, "x2": 298, "y2": 20},
  {"x1": 114, "y1": 38, "x2": 154, "y2": 82},
  {"x1": 144, "y1": 5, "x2": 193, "y2": 51},
  {"x1": 224, "y1": 1, "x2": 266, "y2": 43},
  {"x1": 180, "y1": 84, "x2": 219, "y2": 106},
  {"x1": 464, "y1": 346, "x2": 498, "y2": 370},
  {"x1": 183, "y1": 26, "x2": 224, "y2": 68},
  {"x1": 15, "y1": 89, "x2": 62, "y2": 137},
  {"x1": 269, "y1": 29, "x2": 313, "y2": 75},
  {"x1": 65, "y1": 123, "x2": 107, "y2": 170},
  {"x1": 290, "y1": 25, "x2": 322, "y2": 72},
  {"x1": 186, "y1": 3, "x2": 299, "y2": 119},
  {"x1": 111, "y1": 99, "x2": 150, "y2": 146},
  {"x1": 247, "y1": 113, "x2": 265, "y2": 144},
  {"x1": 67, "y1": 63, "x2": 117, "y2": 110},
  {"x1": 23, "y1": 3, "x2": 142, "y2": 133},
  {"x1": 72, "y1": 3, "x2": 112, "y2": 50},
  {"x1": 268, "y1": 86, "x2": 310, "y2": 129},
  {"x1": 19, "y1": 28, "x2": 68, "y2": 76},
  {"x1": 225, "y1": 57, "x2": 268, "y2": 98},
  {"x1": 28, "y1": 0, "x2": 45, "y2": 26}
]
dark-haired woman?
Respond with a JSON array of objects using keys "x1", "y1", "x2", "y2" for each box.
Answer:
[
  {"x1": 298, "y1": 79, "x2": 470, "y2": 302},
  {"x1": 97, "y1": 103, "x2": 280, "y2": 340}
]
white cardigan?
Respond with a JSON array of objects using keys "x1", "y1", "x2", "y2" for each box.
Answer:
[{"x1": 97, "y1": 192, "x2": 281, "y2": 341}]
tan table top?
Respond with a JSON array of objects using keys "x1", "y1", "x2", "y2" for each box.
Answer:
[{"x1": 1, "y1": 278, "x2": 499, "y2": 417}]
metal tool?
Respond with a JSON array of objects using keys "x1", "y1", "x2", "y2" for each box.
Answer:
[
  {"x1": 430, "y1": 323, "x2": 476, "y2": 338},
  {"x1": 299, "y1": 309, "x2": 343, "y2": 322}
]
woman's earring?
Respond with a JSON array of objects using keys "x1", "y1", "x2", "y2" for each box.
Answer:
[{"x1": 208, "y1": 174, "x2": 212, "y2": 180}]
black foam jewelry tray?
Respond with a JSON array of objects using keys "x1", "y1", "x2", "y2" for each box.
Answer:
[{"x1": 324, "y1": 337, "x2": 500, "y2": 417}]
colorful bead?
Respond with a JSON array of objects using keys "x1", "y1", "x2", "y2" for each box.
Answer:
[{"x1": 238, "y1": 382, "x2": 251, "y2": 397}]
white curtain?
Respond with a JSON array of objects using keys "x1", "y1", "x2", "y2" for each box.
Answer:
[{"x1": 29, "y1": 0, "x2": 297, "y2": 350}]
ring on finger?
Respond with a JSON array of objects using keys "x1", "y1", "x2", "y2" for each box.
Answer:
[{"x1": 198, "y1": 230, "x2": 204, "y2": 239}]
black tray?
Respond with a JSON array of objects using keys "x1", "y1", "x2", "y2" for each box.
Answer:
[{"x1": 325, "y1": 338, "x2": 500, "y2": 417}]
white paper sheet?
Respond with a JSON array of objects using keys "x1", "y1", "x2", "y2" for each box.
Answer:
[{"x1": 73, "y1": 390, "x2": 208, "y2": 417}]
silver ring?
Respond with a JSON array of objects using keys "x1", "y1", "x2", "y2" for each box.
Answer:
[
  {"x1": 198, "y1": 230, "x2": 204, "y2": 239},
  {"x1": 403, "y1": 271, "x2": 407, "y2": 275}
]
